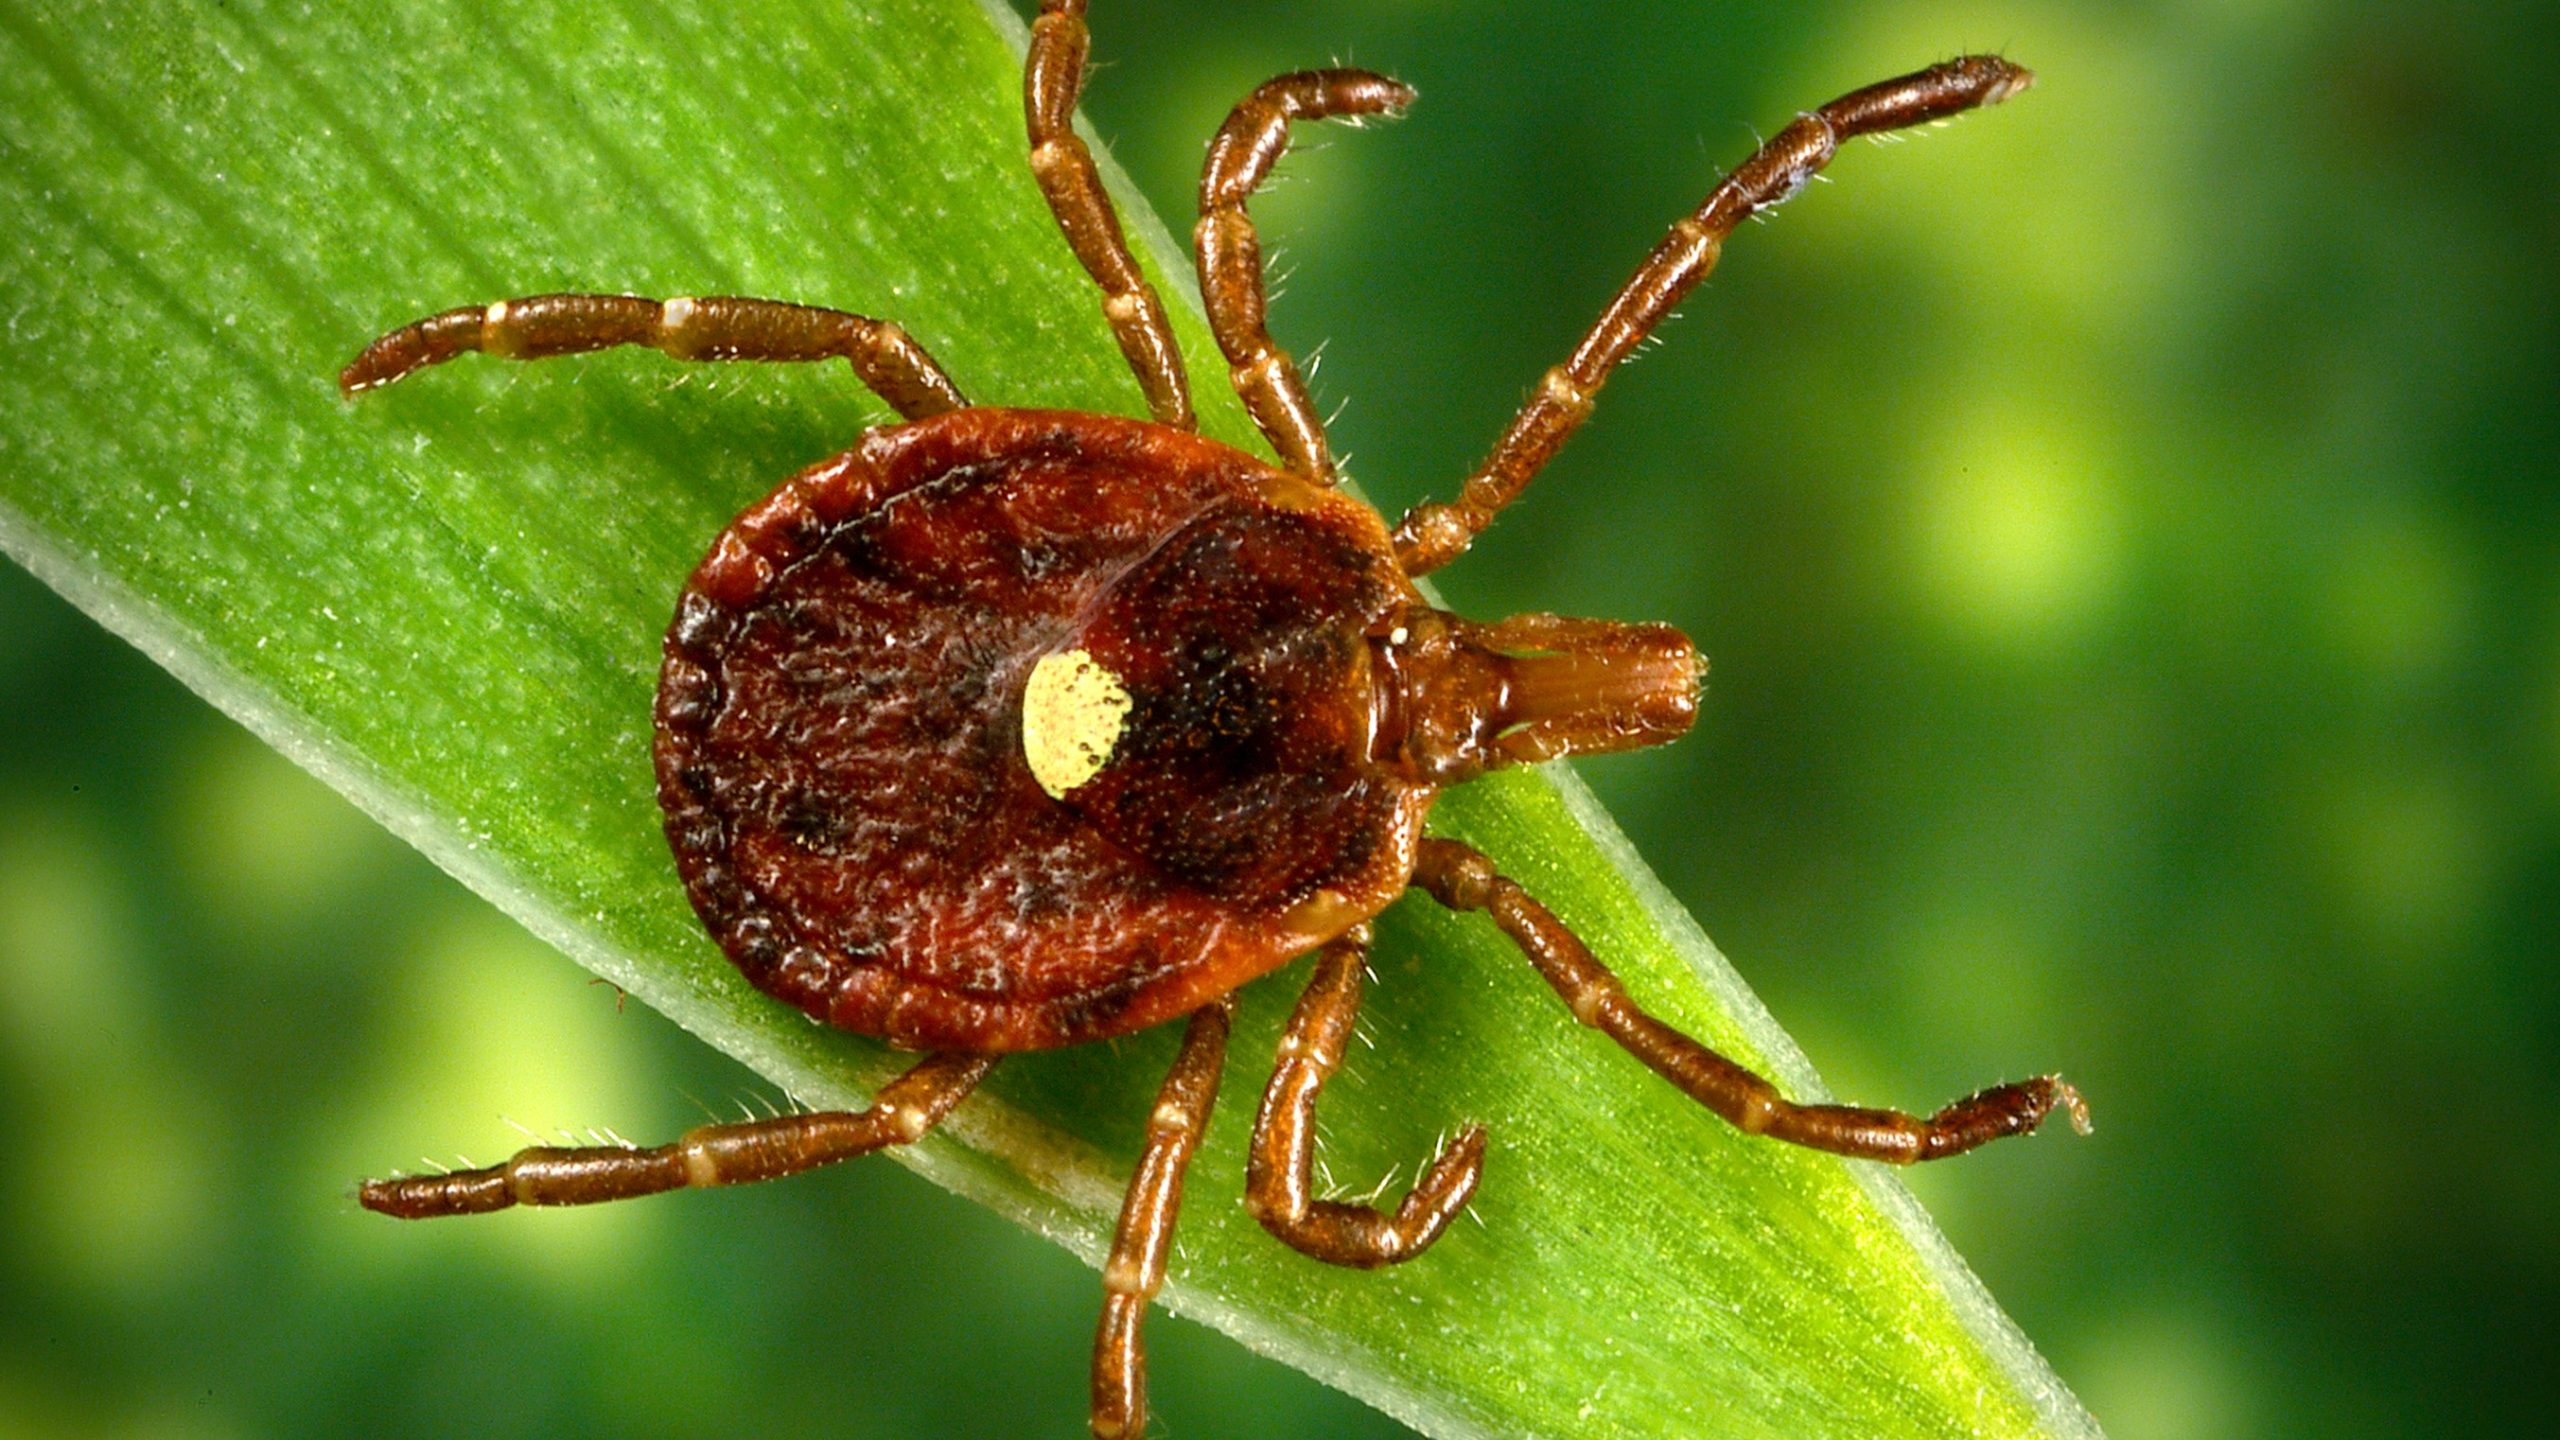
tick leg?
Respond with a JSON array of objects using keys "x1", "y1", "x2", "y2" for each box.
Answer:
[
  {"x1": 1092, "y1": 996, "x2": 1232, "y2": 1440},
  {"x1": 1393, "y1": 56, "x2": 2035, "y2": 574},
  {"x1": 1409, "y1": 838, "x2": 2087, "y2": 1163},
  {"x1": 1197, "y1": 69, "x2": 1415, "y2": 484},
  {"x1": 1027, "y1": 0, "x2": 1195, "y2": 429},
  {"x1": 339, "y1": 293, "x2": 969, "y2": 419},
  {"x1": 357, "y1": 1051, "x2": 994, "y2": 1218},
  {"x1": 1246, "y1": 928, "x2": 1486, "y2": 1268}
]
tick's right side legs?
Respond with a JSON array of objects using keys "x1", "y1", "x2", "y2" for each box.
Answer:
[
  {"x1": 359, "y1": 1050, "x2": 994, "y2": 1217},
  {"x1": 1027, "y1": 0, "x2": 1195, "y2": 429},
  {"x1": 1091, "y1": 996, "x2": 1233, "y2": 1440},
  {"x1": 339, "y1": 293, "x2": 969, "y2": 420},
  {"x1": 1245, "y1": 928, "x2": 1486, "y2": 1268},
  {"x1": 1409, "y1": 837, "x2": 2087, "y2": 1164}
]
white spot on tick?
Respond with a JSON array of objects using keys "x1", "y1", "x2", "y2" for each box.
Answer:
[{"x1": 1022, "y1": 648, "x2": 1133, "y2": 800}]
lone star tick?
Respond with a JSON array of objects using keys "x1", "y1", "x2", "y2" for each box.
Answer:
[{"x1": 343, "y1": 5, "x2": 2086, "y2": 1435}]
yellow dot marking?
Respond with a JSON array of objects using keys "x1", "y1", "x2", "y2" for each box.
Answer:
[{"x1": 1023, "y1": 649, "x2": 1133, "y2": 800}]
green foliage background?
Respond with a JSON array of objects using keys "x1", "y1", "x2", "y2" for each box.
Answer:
[{"x1": 3, "y1": 1, "x2": 2554, "y2": 1438}]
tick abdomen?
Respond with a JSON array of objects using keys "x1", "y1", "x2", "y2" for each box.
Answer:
[{"x1": 656, "y1": 409, "x2": 1430, "y2": 1052}]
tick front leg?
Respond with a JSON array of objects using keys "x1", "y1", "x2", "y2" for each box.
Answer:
[
  {"x1": 1393, "y1": 56, "x2": 2035, "y2": 574},
  {"x1": 1027, "y1": 0, "x2": 1195, "y2": 429},
  {"x1": 358, "y1": 1051, "x2": 993, "y2": 1217},
  {"x1": 1196, "y1": 68, "x2": 1414, "y2": 483},
  {"x1": 1092, "y1": 996, "x2": 1233, "y2": 1440},
  {"x1": 1246, "y1": 928, "x2": 1485, "y2": 1267},
  {"x1": 1409, "y1": 838, "x2": 2088, "y2": 1164},
  {"x1": 339, "y1": 293, "x2": 969, "y2": 419}
]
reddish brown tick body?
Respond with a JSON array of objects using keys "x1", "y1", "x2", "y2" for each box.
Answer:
[
  {"x1": 345, "y1": 5, "x2": 2081, "y2": 1435},
  {"x1": 658, "y1": 408, "x2": 1451, "y2": 1053}
]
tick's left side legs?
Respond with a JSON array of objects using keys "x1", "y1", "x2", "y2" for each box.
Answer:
[
  {"x1": 1091, "y1": 996, "x2": 1234, "y2": 1440},
  {"x1": 1196, "y1": 69, "x2": 1413, "y2": 484},
  {"x1": 1393, "y1": 56, "x2": 2035, "y2": 574},
  {"x1": 339, "y1": 293, "x2": 968, "y2": 419},
  {"x1": 1245, "y1": 928, "x2": 1486, "y2": 1267},
  {"x1": 1028, "y1": 0, "x2": 1195, "y2": 429},
  {"x1": 1409, "y1": 838, "x2": 2087, "y2": 1164}
]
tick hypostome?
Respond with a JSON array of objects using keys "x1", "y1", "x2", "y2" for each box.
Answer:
[{"x1": 343, "y1": 4, "x2": 2083, "y2": 1435}]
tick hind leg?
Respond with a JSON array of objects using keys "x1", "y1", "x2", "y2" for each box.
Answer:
[
  {"x1": 358, "y1": 1051, "x2": 994, "y2": 1218},
  {"x1": 1410, "y1": 838, "x2": 2087, "y2": 1164},
  {"x1": 1027, "y1": 0, "x2": 1194, "y2": 429},
  {"x1": 1092, "y1": 996, "x2": 1234, "y2": 1440},
  {"x1": 1245, "y1": 927, "x2": 1486, "y2": 1267},
  {"x1": 1196, "y1": 68, "x2": 1414, "y2": 483},
  {"x1": 339, "y1": 293, "x2": 969, "y2": 420},
  {"x1": 1392, "y1": 56, "x2": 2035, "y2": 574}
]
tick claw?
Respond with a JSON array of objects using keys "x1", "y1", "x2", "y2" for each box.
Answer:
[{"x1": 2051, "y1": 1076, "x2": 2095, "y2": 1136}]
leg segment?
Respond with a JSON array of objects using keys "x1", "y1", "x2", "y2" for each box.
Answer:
[
  {"x1": 1246, "y1": 928, "x2": 1486, "y2": 1267},
  {"x1": 1092, "y1": 997, "x2": 1233, "y2": 1440},
  {"x1": 358, "y1": 1050, "x2": 995, "y2": 1217},
  {"x1": 1393, "y1": 55, "x2": 2035, "y2": 574},
  {"x1": 1027, "y1": 0, "x2": 1195, "y2": 429},
  {"x1": 1409, "y1": 838, "x2": 2086, "y2": 1164},
  {"x1": 339, "y1": 292, "x2": 969, "y2": 419},
  {"x1": 1195, "y1": 69, "x2": 1414, "y2": 483}
]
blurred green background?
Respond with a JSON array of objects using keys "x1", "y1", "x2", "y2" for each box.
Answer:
[{"x1": 4, "y1": 0, "x2": 2555, "y2": 1436}]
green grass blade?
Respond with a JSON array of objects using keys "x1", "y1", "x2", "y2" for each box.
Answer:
[{"x1": 0, "y1": 0, "x2": 2098, "y2": 1435}]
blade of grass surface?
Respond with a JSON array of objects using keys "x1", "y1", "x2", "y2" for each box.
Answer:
[{"x1": 0, "y1": 0, "x2": 2099, "y2": 1435}]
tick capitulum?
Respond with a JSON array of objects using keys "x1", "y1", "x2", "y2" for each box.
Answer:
[{"x1": 343, "y1": 4, "x2": 2081, "y2": 1435}]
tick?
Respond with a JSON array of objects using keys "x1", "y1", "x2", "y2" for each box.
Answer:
[{"x1": 344, "y1": 5, "x2": 2084, "y2": 1435}]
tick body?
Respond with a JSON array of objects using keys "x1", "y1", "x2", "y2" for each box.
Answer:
[
  {"x1": 657, "y1": 407, "x2": 1434, "y2": 1053},
  {"x1": 346, "y1": 5, "x2": 2081, "y2": 1434}
]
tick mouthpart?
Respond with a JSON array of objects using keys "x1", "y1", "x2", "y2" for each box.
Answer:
[
  {"x1": 1369, "y1": 609, "x2": 1703, "y2": 784},
  {"x1": 1496, "y1": 633, "x2": 1699, "y2": 733}
]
